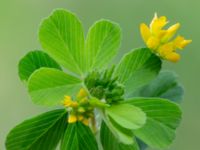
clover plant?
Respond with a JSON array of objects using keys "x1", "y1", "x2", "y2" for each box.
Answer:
[{"x1": 5, "y1": 9, "x2": 191, "y2": 150}]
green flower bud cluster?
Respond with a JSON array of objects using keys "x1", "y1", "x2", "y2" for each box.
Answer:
[{"x1": 84, "y1": 66, "x2": 124, "y2": 103}]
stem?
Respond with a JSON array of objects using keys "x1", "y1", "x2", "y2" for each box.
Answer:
[{"x1": 91, "y1": 115, "x2": 97, "y2": 134}]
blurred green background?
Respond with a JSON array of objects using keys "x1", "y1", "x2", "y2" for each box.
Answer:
[{"x1": 0, "y1": 0, "x2": 199, "y2": 149}]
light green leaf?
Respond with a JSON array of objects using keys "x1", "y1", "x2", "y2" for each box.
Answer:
[
  {"x1": 61, "y1": 122, "x2": 98, "y2": 150},
  {"x1": 39, "y1": 9, "x2": 85, "y2": 75},
  {"x1": 115, "y1": 48, "x2": 161, "y2": 97},
  {"x1": 103, "y1": 115, "x2": 135, "y2": 145},
  {"x1": 105, "y1": 103, "x2": 146, "y2": 130},
  {"x1": 124, "y1": 98, "x2": 182, "y2": 148},
  {"x1": 28, "y1": 68, "x2": 82, "y2": 106},
  {"x1": 6, "y1": 109, "x2": 67, "y2": 150},
  {"x1": 18, "y1": 50, "x2": 61, "y2": 81},
  {"x1": 85, "y1": 20, "x2": 121, "y2": 70},
  {"x1": 100, "y1": 122, "x2": 140, "y2": 150},
  {"x1": 132, "y1": 71, "x2": 184, "y2": 103}
]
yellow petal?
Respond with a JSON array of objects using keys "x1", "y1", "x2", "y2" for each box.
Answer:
[
  {"x1": 151, "y1": 15, "x2": 168, "y2": 34},
  {"x1": 76, "y1": 88, "x2": 88, "y2": 99},
  {"x1": 82, "y1": 118, "x2": 89, "y2": 126},
  {"x1": 63, "y1": 96, "x2": 72, "y2": 107},
  {"x1": 173, "y1": 36, "x2": 185, "y2": 49},
  {"x1": 80, "y1": 98, "x2": 88, "y2": 104},
  {"x1": 158, "y1": 42, "x2": 174, "y2": 57},
  {"x1": 68, "y1": 115, "x2": 77, "y2": 123},
  {"x1": 180, "y1": 39, "x2": 192, "y2": 49},
  {"x1": 165, "y1": 52, "x2": 180, "y2": 62},
  {"x1": 71, "y1": 101, "x2": 79, "y2": 108},
  {"x1": 150, "y1": 13, "x2": 158, "y2": 28},
  {"x1": 147, "y1": 36, "x2": 160, "y2": 50},
  {"x1": 157, "y1": 30, "x2": 167, "y2": 39},
  {"x1": 173, "y1": 36, "x2": 192, "y2": 49},
  {"x1": 140, "y1": 23, "x2": 151, "y2": 42},
  {"x1": 162, "y1": 23, "x2": 180, "y2": 42},
  {"x1": 64, "y1": 95, "x2": 71, "y2": 100},
  {"x1": 168, "y1": 23, "x2": 180, "y2": 33}
]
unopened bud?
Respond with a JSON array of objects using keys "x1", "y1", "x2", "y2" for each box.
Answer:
[
  {"x1": 78, "y1": 107, "x2": 85, "y2": 113},
  {"x1": 82, "y1": 118, "x2": 89, "y2": 126}
]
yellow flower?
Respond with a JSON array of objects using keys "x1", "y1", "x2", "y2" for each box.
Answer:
[
  {"x1": 140, "y1": 13, "x2": 192, "y2": 62},
  {"x1": 70, "y1": 101, "x2": 79, "y2": 108},
  {"x1": 68, "y1": 114, "x2": 77, "y2": 123},
  {"x1": 76, "y1": 88, "x2": 88, "y2": 99},
  {"x1": 63, "y1": 96, "x2": 73, "y2": 107},
  {"x1": 63, "y1": 88, "x2": 93, "y2": 125}
]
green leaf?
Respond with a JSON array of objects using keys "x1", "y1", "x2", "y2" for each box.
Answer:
[
  {"x1": 115, "y1": 48, "x2": 161, "y2": 97},
  {"x1": 132, "y1": 71, "x2": 184, "y2": 103},
  {"x1": 61, "y1": 122, "x2": 98, "y2": 150},
  {"x1": 137, "y1": 138, "x2": 148, "y2": 150},
  {"x1": 18, "y1": 50, "x2": 61, "y2": 81},
  {"x1": 124, "y1": 98, "x2": 182, "y2": 148},
  {"x1": 100, "y1": 122, "x2": 140, "y2": 150},
  {"x1": 39, "y1": 9, "x2": 85, "y2": 75},
  {"x1": 6, "y1": 109, "x2": 67, "y2": 150},
  {"x1": 28, "y1": 68, "x2": 82, "y2": 106},
  {"x1": 85, "y1": 20, "x2": 121, "y2": 70},
  {"x1": 103, "y1": 115, "x2": 135, "y2": 145},
  {"x1": 105, "y1": 103, "x2": 146, "y2": 130}
]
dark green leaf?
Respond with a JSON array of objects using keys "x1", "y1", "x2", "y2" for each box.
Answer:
[
  {"x1": 28, "y1": 68, "x2": 82, "y2": 106},
  {"x1": 115, "y1": 48, "x2": 161, "y2": 97},
  {"x1": 61, "y1": 122, "x2": 98, "y2": 150},
  {"x1": 18, "y1": 50, "x2": 61, "y2": 81},
  {"x1": 132, "y1": 71, "x2": 184, "y2": 102},
  {"x1": 137, "y1": 138, "x2": 148, "y2": 150},
  {"x1": 85, "y1": 20, "x2": 121, "y2": 71},
  {"x1": 6, "y1": 109, "x2": 67, "y2": 150},
  {"x1": 100, "y1": 122, "x2": 139, "y2": 150},
  {"x1": 124, "y1": 98, "x2": 182, "y2": 148},
  {"x1": 39, "y1": 9, "x2": 85, "y2": 75}
]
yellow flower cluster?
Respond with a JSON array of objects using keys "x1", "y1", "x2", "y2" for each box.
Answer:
[
  {"x1": 140, "y1": 13, "x2": 192, "y2": 62},
  {"x1": 63, "y1": 88, "x2": 94, "y2": 126}
]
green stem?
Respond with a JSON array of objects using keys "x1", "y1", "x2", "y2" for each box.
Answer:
[{"x1": 91, "y1": 115, "x2": 97, "y2": 134}]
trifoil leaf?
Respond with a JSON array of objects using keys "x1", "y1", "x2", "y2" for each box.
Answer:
[
  {"x1": 61, "y1": 122, "x2": 98, "y2": 150},
  {"x1": 123, "y1": 98, "x2": 182, "y2": 148},
  {"x1": 85, "y1": 20, "x2": 121, "y2": 71},
  {"x1": 18, "y1": 50, "x2": 61, "y2": 81},
  {"x1": 115, "y1": 48, "x2": 161, "y2": 97},
  {"x1": 28, "y1": 68, "x2": 82, "y2": 106},
  {"x1": 39, "y1": 9, "x2": 85, "y2": 75},
  {"x1": 132, "y1": 71, "x2": 184, "y2": 103},
  {"x1": 6, "y1": 109, "x2": 67, "y2": 150}
]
